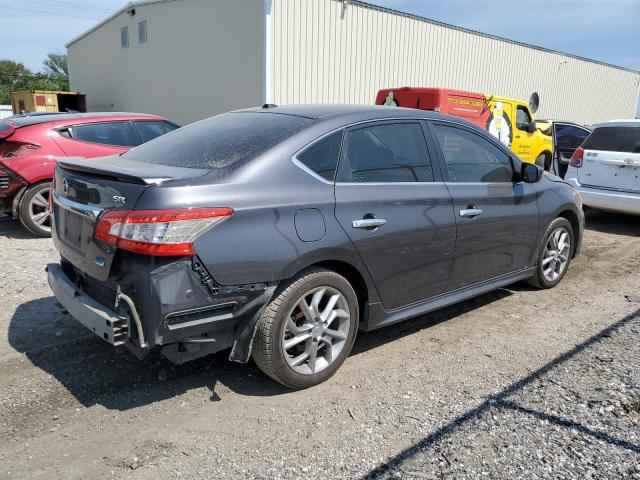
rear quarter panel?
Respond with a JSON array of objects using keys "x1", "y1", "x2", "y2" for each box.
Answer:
[
  {"x1": 2, "y1": 125, "x2": 66, "y2": 184},
  {"x1": 135, "y1": 146, "x2": 380, "y2": 302}
]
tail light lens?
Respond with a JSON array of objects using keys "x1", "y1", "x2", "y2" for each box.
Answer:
[
  {"x1": 0, "y1": 141, "x2": 40, "y2": 159},
  {"x1": 570, "y1": 145, "x2": 584, "y2": 168},
  {"x1": 95, "y1": 208, "x2": 233, "y2": 256}
]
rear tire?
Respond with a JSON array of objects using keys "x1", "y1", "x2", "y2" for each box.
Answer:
[
  {"x1": 19, "y1": 182, "x2": 52, "y2": 237},
  {"x1": 252, "y1": 268, "x2": 359, "y2": 389},
  {"x1": 525, "y1": 217, "x2": 574, "y2": 289}
]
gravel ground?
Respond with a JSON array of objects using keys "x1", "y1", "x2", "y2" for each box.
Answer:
[{"x1": 0, "y1": 210, "x2": 638, "y2": 479}]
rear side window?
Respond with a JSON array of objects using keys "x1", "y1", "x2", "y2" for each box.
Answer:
[
  {"x1": 338, "y1": 123, "x2": 434, "y2": 183},
  {"x1": 124, "y1": 112, "x2": 313, "y2": 169},
  {"x1": 72, "y1": 121, "x2": 137, "y2": 147},
  {"x1": 583, "y1": 126, "x2": 640, "y2": 153},
  {"x1": 555, "y1": 124, "x2": 590, "y2": 149},
  {"x1": 296, "y1": 131, "x2": 343, "y2": 181},
  {"x1": 133, "y1": 120, "x2": 178, "y2": 144},
  {"x1": 433, "y1": 124, "x2": 513, "y2": 183}
]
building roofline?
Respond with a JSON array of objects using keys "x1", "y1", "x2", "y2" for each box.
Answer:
[
  {"x1": 353, "y1": 0, "x2": 640, "y2": 75},
  {"x1": 65, "y1": 0, "x2": 177, "y2": 47},
  {"x1": 66, "y1": 0, "x2": 640, "y2": 75}
]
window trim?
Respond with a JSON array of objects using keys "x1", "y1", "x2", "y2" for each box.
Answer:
[
  {"x1": 56, "y1": 120, "x2": 138, "y2": 148},
  {"x1": 138, "y1": 19, "x2": 147, "y2": 43},
  {"x1": 428, "y1": 120, "x2": 519, "y2": 185},
  {"x1": 337, "y1": 119, "x2": 438, "y2": 185},
  {"x1": 120, "y1": 26, "x2": 129, "y2": 48},
  {"x1": 291, "y1": 117, "x2": 453, "y2": 185},
  {"x1": 291, "y1": 128, "x2": 345, "y2": 184}
]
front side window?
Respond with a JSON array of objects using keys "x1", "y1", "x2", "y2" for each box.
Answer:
[
  {"x1": 338, "y1": 123, "x2": 434, "y2": 183},
  {"x1": 133, "y1": 120, "x2": 178, "y2": 144},
  {"x1": 555, "y1": 124, "x2": 590, "y2": 150},
  {"x1": 72, "y1": 122, "x2": 137, "y2": 147},
  {"x1": 296, "y1": 131, "x2": 343, "y2": 182},
  {"x1": 433, "y1": 124, "x2": 514, "y2": 183},
  {"x1": 516, "y1": 106, "x2": 532, "y2": 131},
  {"x1": 121, "y1": 26, "x2": 129, "y2": 47}
]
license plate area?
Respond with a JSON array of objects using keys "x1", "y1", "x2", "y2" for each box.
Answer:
[{"x1": 61, "y1": 208, "x2": 85, "y2": 250}]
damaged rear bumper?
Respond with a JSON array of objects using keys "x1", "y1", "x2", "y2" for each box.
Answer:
[{"x1": 47, "y1": 258, "x2": 276, "y2": 364}]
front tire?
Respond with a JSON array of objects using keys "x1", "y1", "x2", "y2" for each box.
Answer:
[
  {"x1": 535, "y1": 153, "x2": 549, "y2": 170},
  {"x1": 525, "y1": 218, "x2": 574, "y2": 289},
  {"x1": 252, "y1": 268, "x2": 359, "y2": 389},
  {"x1": 19, "y1": 182, "x2": 52, "y2": 237}
]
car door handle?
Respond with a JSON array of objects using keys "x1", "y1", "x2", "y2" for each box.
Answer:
[
  {"x1": 352, "y1": 218, "x2": 387, "y2": 229},
  {"x1": 459, "y1": 208, "x2": 483, "y2": 218}
]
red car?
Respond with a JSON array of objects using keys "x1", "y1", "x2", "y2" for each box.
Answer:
[{"x1": 0, "y1": 112, "x2": 178, "y2": 236}]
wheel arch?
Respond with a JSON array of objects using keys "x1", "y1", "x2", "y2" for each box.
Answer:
[
  {"x1": 555, "y1": 208, "x2": 580, "y2": 258},
  {"x1": 311, "y1": 260, "x2": 370, "y2": 318}
]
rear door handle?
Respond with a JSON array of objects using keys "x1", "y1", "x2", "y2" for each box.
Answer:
[
  {"x1": 459, "y1": 208, "x2": 483, "y2": 218},
  {"x1": 352, "y1": 218, "x2": 387, "y2": 229}
]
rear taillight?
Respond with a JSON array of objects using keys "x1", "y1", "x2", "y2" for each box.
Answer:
[
  {"x1": 95, "y1": 207, "x2": 233, "y2": 256},
  {"x1": 570, "y1": 145, "x2": 584, "y2": 168},
  {"x1": 0, "y1": 141, "x2": 40, "y2": 159}
]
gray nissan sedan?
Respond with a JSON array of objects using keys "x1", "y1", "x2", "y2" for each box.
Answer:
[{"x1": 47, "y1": 105, "x2": 583, "y2": 388}]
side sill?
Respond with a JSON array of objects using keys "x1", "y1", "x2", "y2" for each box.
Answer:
[{"x1": 363, "y1": 268, "x2": 535, "y2": 331}]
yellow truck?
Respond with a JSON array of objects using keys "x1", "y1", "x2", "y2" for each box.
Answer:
[{"x1": 376, "y1": 87, "x2": 553, "y2": 168}]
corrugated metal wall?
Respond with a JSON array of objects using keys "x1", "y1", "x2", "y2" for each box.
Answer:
[
  {"x1": 269, "y1": 0, "x2": 640, "y2": 125},
  {"x1": 68, "y1": 0, "x2": 264, "y2": 125}
]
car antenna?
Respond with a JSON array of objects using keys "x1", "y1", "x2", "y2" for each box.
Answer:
[{"x1": 261, "y1": 103, "x2": 278, "y2": 109}]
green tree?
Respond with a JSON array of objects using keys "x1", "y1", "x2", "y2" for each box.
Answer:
[
  {"x1": 41, "y1": 52, "x2": 69, "y2": 91},
  {"x1": 42, "y1": 52, "x2": 68, "y2": 77},
  {"x1": 0, "y1": 54, "x2": 70, "y2": 106},
  {"x1": 0, "y1": 60, "x2": 31, "y2": 104}
]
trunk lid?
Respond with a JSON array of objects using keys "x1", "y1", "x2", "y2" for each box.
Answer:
[
  {"x1": 578, "y1": 125, "x2": 640, "y2": 193},
  {"x1": 52, "y1": 156, "x2": 208, "y2": 281}
]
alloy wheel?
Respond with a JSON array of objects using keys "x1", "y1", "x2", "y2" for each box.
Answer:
[
  {"x1": 282, "y1": 286, "x2": 351, "y2": 375},
  {"x1": 542, "y1": 227, "x2": 570, "y2": 282},
  {"x1": 29, "y1": 189, "x2": 51, "y2": 233}
]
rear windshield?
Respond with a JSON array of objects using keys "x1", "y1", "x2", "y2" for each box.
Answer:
[
  {"x1": 583, "y1": 126, "x2": 640, "y2": 153},
  {"x1": 123, "y1": 112, "x2": 314, "y2": 169}
]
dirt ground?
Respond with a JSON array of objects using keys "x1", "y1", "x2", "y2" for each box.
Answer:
[{"x1": 0, "y1": 210, "x2": 638, "y2": 479}]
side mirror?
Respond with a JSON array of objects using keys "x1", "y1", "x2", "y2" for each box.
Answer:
[
  {"x1": 521, "y1": 162, "x2": 543, "y2": 183},
  {"x1": 527, "y1": 122, "x2": 537, "y2": 133}
]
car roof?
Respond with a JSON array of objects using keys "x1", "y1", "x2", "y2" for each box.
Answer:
[
  {"x1": 594, "y1": 119, "x2": 640, "y2": 128},
  {"x1": 234, "y1": 104, "x2": 469, "y2": 125},
  {"x1": 7, "y1": 112, "x2": 166, "y2": 128}
]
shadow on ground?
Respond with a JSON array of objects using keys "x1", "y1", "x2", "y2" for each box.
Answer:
[
  {"x1": 0, "y1": 214, "x2": 41, "y2": 240},
  {"x1": 362, "y1": 307, "x2": 640, "y2": 479},
  {"x1": 9, "y1": 288, "x2": 511, "y2": 411},
  {"x1": 584, "y1": 209, "x2": 640, "y2": 237}
]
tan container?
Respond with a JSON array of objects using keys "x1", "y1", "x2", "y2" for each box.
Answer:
[{"x1": 11, "y1": 90, "x2": 86, "y2": 114}]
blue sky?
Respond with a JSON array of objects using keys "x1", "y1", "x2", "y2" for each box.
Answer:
[{"x1": 1, "y1": 0, "x2": 639, "y2": 113}]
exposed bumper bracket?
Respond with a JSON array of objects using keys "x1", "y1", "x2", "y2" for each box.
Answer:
[{"x1": 47, "y1": 263, "x2": 130, "y2": 346}]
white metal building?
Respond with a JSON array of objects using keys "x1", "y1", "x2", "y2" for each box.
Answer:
[{"x1": 67, "y1": 0, "x2": 640, "y2": 126}]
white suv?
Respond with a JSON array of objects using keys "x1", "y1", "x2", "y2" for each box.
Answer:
[{"x1": 565, "y1": 120, "x2": 640, "y2": 215}]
